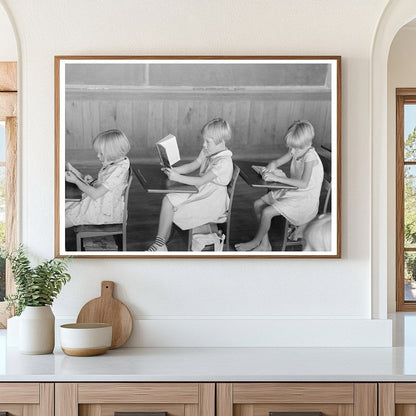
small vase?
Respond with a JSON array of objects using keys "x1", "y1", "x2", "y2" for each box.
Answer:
[{"x1": 19, "y1": 306, "x2": 55, "y2": 354}]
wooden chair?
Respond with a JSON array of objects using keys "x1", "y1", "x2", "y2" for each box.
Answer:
[
  {"x1": 281, "y1": 177, "x2": 331, "y2": 251},
  {"x1": 187, "y1": 164, "x2": 240, "y2": 251},
  {"x1": 74, "y1": 168, "x2": 133, "y2": 251}
]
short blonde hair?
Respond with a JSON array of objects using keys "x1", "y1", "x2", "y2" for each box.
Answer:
[
  {"x1": 201, "y1": 118, "x2": 232, "y2": 144},
  {"x1": 285, "y1": 120, "x2": 315, "y2": 149},
  {"x1": 303, "y1": 214, "x2": 331, "y2": 251},
  {"x1": 93, "y1": 129, "x2": 131, "y2": 161}
]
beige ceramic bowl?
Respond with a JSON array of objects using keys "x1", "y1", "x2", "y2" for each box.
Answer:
[{"x1": 60, "y1": 323, "x2": 112, "y2": 356}]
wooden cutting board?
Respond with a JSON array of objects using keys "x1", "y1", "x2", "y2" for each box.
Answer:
[{"x1": 76, "y1": 281, "x2": 133, "y2": 349}]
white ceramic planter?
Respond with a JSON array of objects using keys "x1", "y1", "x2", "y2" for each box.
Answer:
[{"x1": 19, "y1": 305, "x2": 55, "y2": 354}]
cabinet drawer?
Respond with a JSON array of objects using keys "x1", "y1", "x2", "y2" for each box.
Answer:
[
  {"x1": 0, "y1": 383, "x2": 53, "y2": 416},
  {"x1": 217, "y1": 383, "x2": 376, "y2": 416},
  {"x1": 56, "y1": 383, "x2": 215, "y2": 416}
]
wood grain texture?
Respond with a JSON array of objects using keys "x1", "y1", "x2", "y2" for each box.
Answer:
[
  {"x1": 55, "y1": 383, "x2": 78, "y2": 416},
  {"x1": 0, "y1": 383, "x2": 39, "y2": 403},
  {"x1": 76, "y1": 281, "x2": 133, "y2": 348},
  {"x1": 232, "y1": 383, "x2": 354, "y2": 404},
  {"x1": 253, "y1": 403, "x2": 339, "y2": 416},
  {"x1": 216, "y1": 384, "x2": 233, "y2": 416},
  {"x1": 395, "y1": 383, "x2": 416, "y2": 403},
  {"x1": 185, "y1": 403, "x2": 199, "y2": 416},
  {"x1": 39, "y1": 383, "x2": 54, "y2": 416},
  {"x1": 0, "y1": 92, "x2": 16, "y2": 120},
  {"x1": 379, "y1": 383, "x2": 395, "y2": 416},
  {"x1": 0, "y1": 62, "x2": 17, "y2": 91},
  {"x1": 199, "y1": 384, "x2": 215, "y2": 416},
  {"x1": 353, "y1": 383, "x2": 377, "y2": 416},
  {"x1": 86, "y1": 403, "x2": 185, "y2": 416},
  {"x1": 78, "y1": 383, "x2": 199, "y2": 404}
]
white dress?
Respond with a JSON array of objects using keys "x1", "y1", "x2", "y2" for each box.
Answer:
[
  {"x1": 66, "y1": 157, "x2": 130, "y2": 226},
  {"x1": 262, "y1": 147, "x2": 324, "y2": 226},
  {"x1": 167, "y1": 149, "x2": 233, "y2": 230}
]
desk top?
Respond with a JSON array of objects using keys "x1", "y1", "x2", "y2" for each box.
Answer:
[
  {"x1": 133, "y1": 164, "x2": 198, "y2": 193},
  {"x1": 236, "y1": 161, "x2": 297, "y2": 190}
]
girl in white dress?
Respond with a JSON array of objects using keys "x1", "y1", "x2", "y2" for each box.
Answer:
[
  {"x1": 235, "y1": 120, "x2": 324, "y2": 251},
  {"x1": 65, "y1": 129, "x2": 131, "y2": 228},
  {"x1": 147, "y1": 118, "x2": 233, "y2": 252}
]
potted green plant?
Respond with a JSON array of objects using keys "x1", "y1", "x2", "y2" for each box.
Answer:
[{"x1": 3, "y1": 245, "x2": 71, "y2": 354}]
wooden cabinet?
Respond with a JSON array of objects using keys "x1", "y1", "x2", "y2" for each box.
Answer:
[
  {"x1": 55, "y1": 383, "x2": 215, "y2": 416},
  {"x1": 379, "y1": 383, "x2": 416, "y2": 416},
  {"x1": 217, "y1": 383, "x2": 377, "y2": 416},
  {"x1": 0, "y1": 383, "x2": 53, "y2": 415}
]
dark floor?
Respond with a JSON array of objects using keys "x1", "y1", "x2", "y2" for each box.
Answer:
[{"x1": 65, "y1": 159, "x2": 327, "y2": 252}]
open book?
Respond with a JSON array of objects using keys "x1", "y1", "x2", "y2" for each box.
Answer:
[{"x1": 156, "y1": 134, "x2": 180, "y2": 168}]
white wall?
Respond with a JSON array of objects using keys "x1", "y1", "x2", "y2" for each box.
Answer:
[
  {"x1": 0, "y1": 0, "x2": 394, "y2": 347},
  {"x1": 387, "y1": 26, "x2": 416, "y2": 312}
]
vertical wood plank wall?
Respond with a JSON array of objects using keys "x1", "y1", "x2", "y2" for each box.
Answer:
[{"x1": 65, "y1": 89, "x2": 331, "y2": 162}]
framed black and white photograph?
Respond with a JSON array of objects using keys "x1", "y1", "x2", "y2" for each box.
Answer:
[{"x1": 55, "y1": 56, "x2": 341, "y2": 258}]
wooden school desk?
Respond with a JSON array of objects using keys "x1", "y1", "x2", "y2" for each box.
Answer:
[
  {"x1": 235, "y1": 161, "x2": 297, "y2": 190},
  {"x1": 132, "y1": 164, "x2": 198, "y2": 194}
]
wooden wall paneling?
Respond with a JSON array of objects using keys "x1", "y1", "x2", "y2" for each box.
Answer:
[
  {"x1": 81, "y1": 100, "x2": 96, "y2": 147},
  {"x1": 379, "y1": 383, "x2": 395, "y2": 416},
  {"x1": 206, "y1": 100, "x2": 225, "y2": 126},
  {"x1": 0, "y1": 92, "x2": 17, "y2": 121},
  {"x1": 132, "y1": 100, "x2": 149, "y2": 151},
  {"x1": 234, "y1": 101, "x2": 250, "y2": 145},
  {"x1": 186, "y1": 100, "x2": 208, "y2": 150},
  {"x1": 78, "y1": 383, "x2": 199, "y2": 404},
  {"x1": 148, "y1": 100, "x2": 164, "y2": 147},
  {"x1": 162, "y1": 100, "x2": 179, "y2": 139},
  {"x1": 353, "y1": 383, "x2": 377, "y2": 416},
  {"x1": 222, "y1": 102, "x2": 237, "y2": 135},
  {"x1": 55, "y1": 383, "x2": 78, "y2": 416},
  {"x1": 0, "y1": 62, "x2": 17, "y2": 91},
  {"x1": 177, "y1": 100, "x2": 197, "y2": 150},
  {"x1": 233, "y1": 383, "x2": 354, "y2": 404},
  {"x1": 99, "y1": 100, "x2": 117, "y2": 132},
  {"x1": 66, "y1": 99, "x2": 84, "y2": 149},
  {"x1": 216, "y1": 383, "x2": 233, "y2": 416},
  {"x1": 199, "y1": 383, "x2": 215, "y2": 416},
  {"x1": 116, "y1": 100, "x2": 134, "y2": 140},
  {"x1": 248, "y1": 101, "x2": 264, "y2": 146}
]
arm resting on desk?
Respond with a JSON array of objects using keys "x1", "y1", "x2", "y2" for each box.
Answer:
[
  {"x1": 173, "y1": 159, "x2": 201, "y2": 174},
  {"x1": 65, "y1": 171, "x2": 108, "y2": 200},
  {"x1": 164, "y1": 168, "x2": 216, "y2": 187},
  {"x1": 263, "y1": 159, "x2": 314, "y2": 189}
]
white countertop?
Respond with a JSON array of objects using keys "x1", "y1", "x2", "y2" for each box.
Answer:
[
  {"x1": 2, "y1": 345, "x2": 416, "y2": 382},
  {"x1": 3, "y1": 313, "x2": 416, "y2": 382}
]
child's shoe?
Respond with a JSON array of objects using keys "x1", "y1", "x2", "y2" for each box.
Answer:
[{"x1": 146, "y1": 242, "x2": 168, "y2": 252}]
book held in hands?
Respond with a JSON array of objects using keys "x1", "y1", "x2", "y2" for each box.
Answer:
[{"x1": 156, "y1": 134, "x2": 180, "y2": 168}]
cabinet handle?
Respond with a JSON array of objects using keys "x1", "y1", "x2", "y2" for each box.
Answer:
[
  {"x1": 0, "y1": 412, "x2": 8, "y2": 416},
  {"x1": 270, "y1": 413, "x2": 323, "y2": 416},
  {"x1": 115, "y1": 412, "x2": 167, "y2": 416}
]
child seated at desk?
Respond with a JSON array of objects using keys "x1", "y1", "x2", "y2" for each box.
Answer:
[
  {"x1": 65, "y1": 129, "x2": 131, "y2": 228},
  {"x1": 147, "y1": 118, "x2": 233, "y2": 252},
  {"x1": 235, "y1": 120, "x2": 323, "y2": 251}
]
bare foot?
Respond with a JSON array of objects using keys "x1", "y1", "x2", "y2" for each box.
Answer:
[
  {"x1": 235, "y1": 240, "x2": 260, "y2": 251},
  {"x1": 252, "y1": 241, "x2": 272, "y2": 251}
]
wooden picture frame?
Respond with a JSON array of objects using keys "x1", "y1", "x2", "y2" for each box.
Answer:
[{"x1": 55, "y1": 56, "x2": 341, "y2": 258}]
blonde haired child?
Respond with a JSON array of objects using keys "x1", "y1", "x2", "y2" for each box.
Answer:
[
  {"x1": 147, "y1": 118, "x2": 233, "y2": 251},
  {"x1": 303, "y1": 213, "x2": 331, "y2": 251},
  {"x1": 65, "y1": 129, "x2": 131, "y2": 228},
  {"x1": 235, "y1": 120, "x2": 324, "y2": 251}
]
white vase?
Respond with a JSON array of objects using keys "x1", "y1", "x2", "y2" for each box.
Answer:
[{"x1": 19, "y1": 306, "x2": 55, "y2": 354}]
